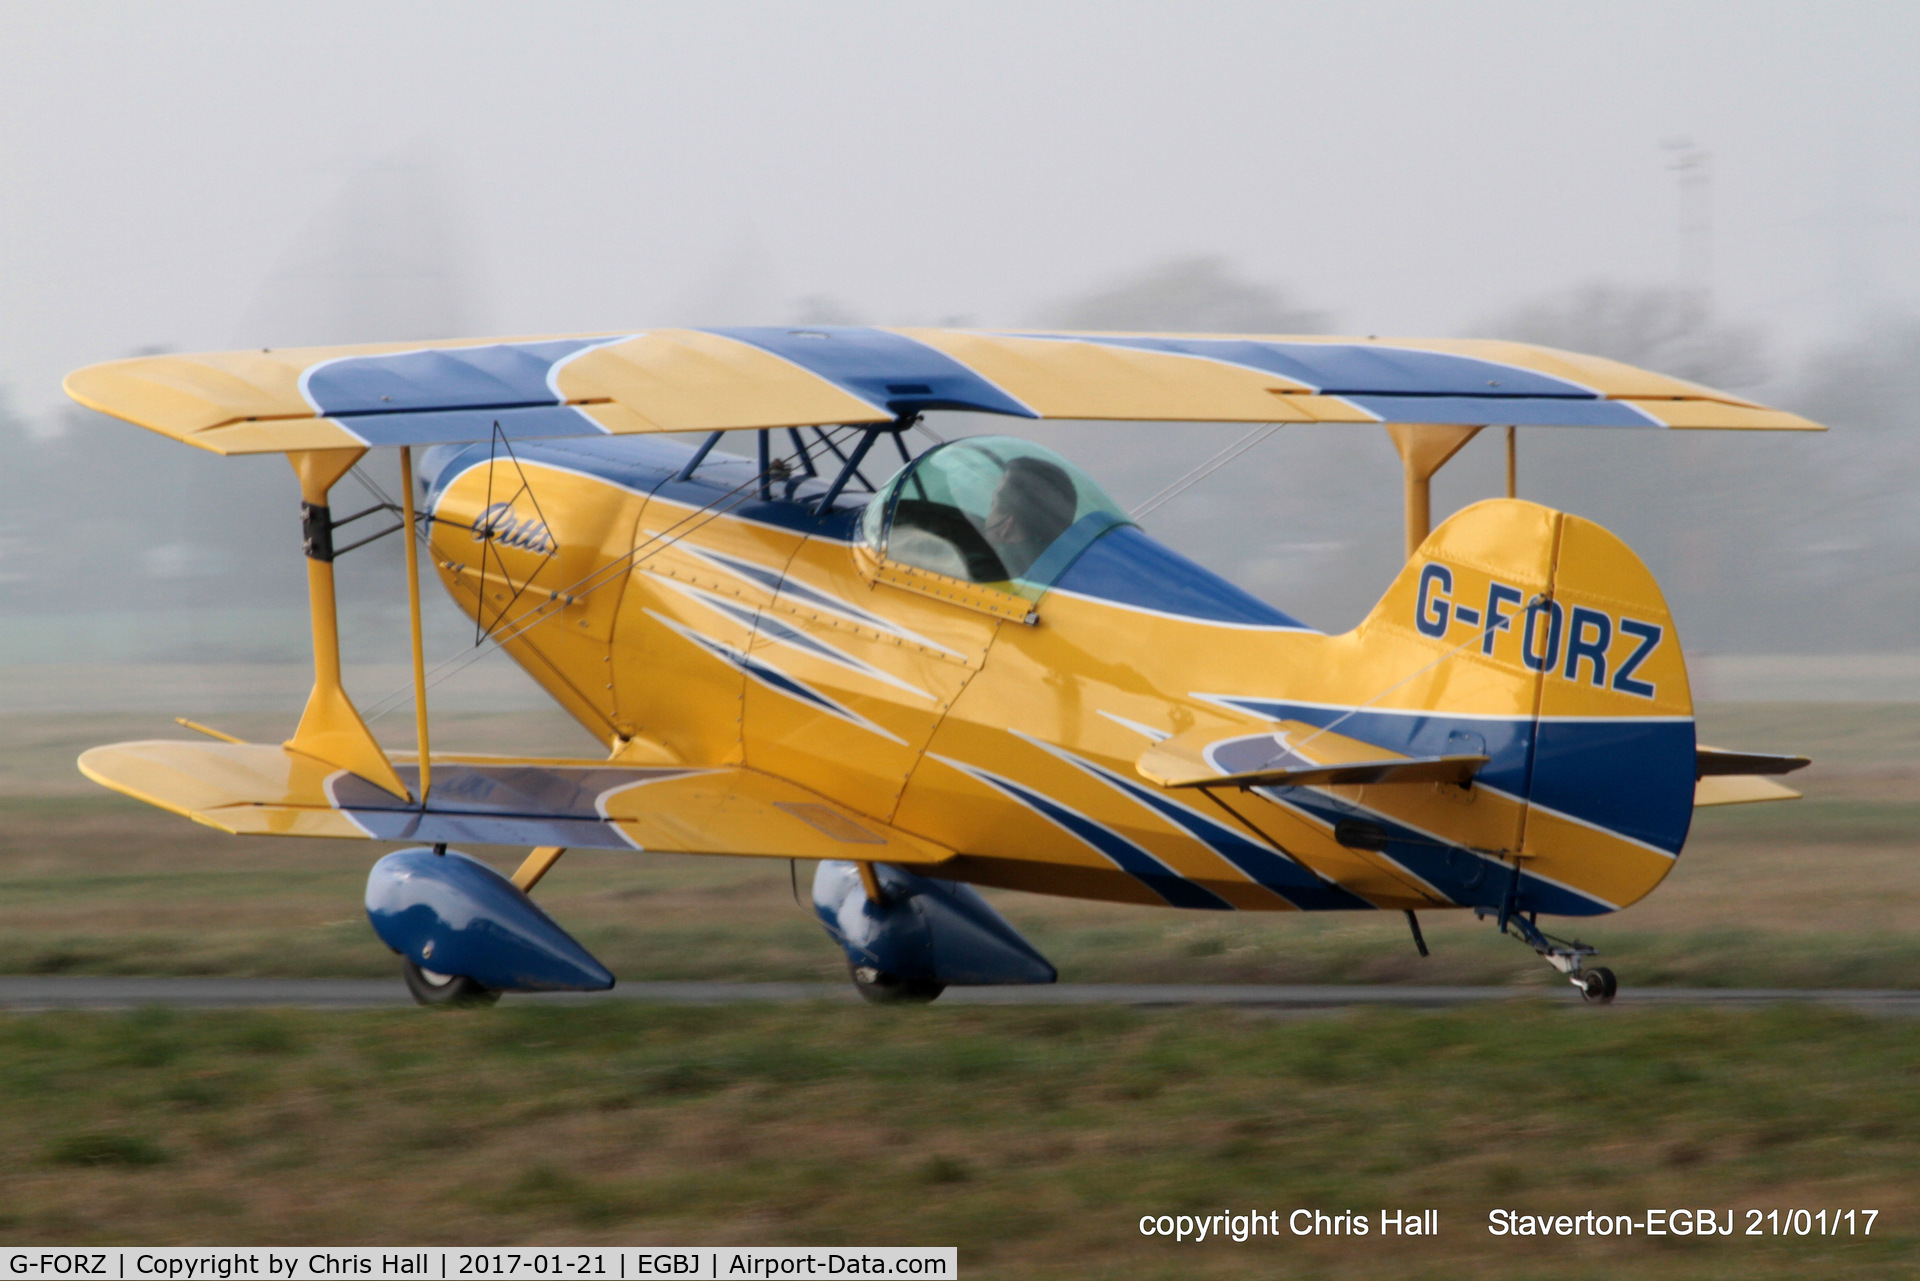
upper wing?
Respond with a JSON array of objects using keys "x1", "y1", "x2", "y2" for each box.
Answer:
[
  {"x1": 78, "y1": 739, "x2": 953, "y2": 864},
  {"x1": 65, "y1": 327, "x2": 1822, "y2": 456},
  {"x1": 1136, "y1": 718, "x2": 1488, "y2": 790}
]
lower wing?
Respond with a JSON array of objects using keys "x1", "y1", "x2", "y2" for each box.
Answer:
[{"x1": 79, "y1": 740, "x2": 951, "y2": 864}]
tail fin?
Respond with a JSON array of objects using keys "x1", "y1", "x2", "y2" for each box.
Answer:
[
  {"x1": 1314, "y1": 498, "x2": 1694, "y2": 914},
  {"x1": 1517, "y1": 504, "x2": 1695, "y2": 909}
]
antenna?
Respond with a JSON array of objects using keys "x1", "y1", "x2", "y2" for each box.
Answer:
[{"x1": 1662, "y1": 139, "x2": 1714, "y2": 320}]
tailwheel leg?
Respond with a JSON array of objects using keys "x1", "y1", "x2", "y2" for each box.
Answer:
[{"x1": 1475, "y1": 906, "x2": 1615, "y2": 1005}]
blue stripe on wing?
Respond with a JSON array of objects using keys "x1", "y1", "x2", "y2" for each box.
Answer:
[
  {"x1": 304, "y1": 338, "x2": 625, "y2": 416},
  {"x1": 299, "y1": 338, "x2": 633, "y2": 446},
  {"x1": 1012, "y1": 335, "x2": 1590, "y2": 397},
  {"x1": 1007, "y1": 334, "x2": 1664, "y2": 428},
  {"x1": 335, "y1": 405, "x2": 605, "y2": 447},
  {"x1": 328, "y1": 762, "x2": 698, "y2": 850},
  {"x1": 706, "y1": 327, "x2": 1037, "y2": 419}
]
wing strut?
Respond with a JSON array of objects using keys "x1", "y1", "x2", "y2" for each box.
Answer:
[
  {"x1": 1386, "y1": 424, "x2": 1483, "y2": 560},
  {"x1": 400, "y1": 445, "x2": 432, "y2": 804},
  {"x1": 283, "y1": 448, "x2": 411, "y2": 800}
]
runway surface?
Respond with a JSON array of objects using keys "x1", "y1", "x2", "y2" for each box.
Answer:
[{"x1": 4, "y1": 977, "x2": 1920, "y2": 1012}]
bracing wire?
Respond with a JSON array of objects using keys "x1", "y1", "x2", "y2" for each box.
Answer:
[
  {"x1": 347, "y1": 464, "x2": 399, "y2": 510},
  {"x1": 1128, "y1": 423, "x2": 1283, "y2": 520},
  {"x1": 361, "y1": 426, "x2": 869, "y2": 722},
  {"x1": 1293, "y1": 592, "x2": 1553, "y2": 750}
]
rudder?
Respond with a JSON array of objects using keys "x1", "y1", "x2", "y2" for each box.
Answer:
[{"x1": 1316, "y1": 498, "x2": 1692, "y2": 914}]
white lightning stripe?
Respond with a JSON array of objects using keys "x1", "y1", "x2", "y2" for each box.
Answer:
[
  {"x1": 1477, "y1": 784, "x2": 1680, "y2": 862},
  {"x1": 644, "y1": 608, "x2": 906, "y2": 745},
  {"x1": 1260, "y1": 786, "x2": 1621, "y2": 912},
  {"x1": 1248, "y1": 787, "x2": 1457, "y2": 905},
  {"x1": 1097, "y1": 710, "x2": 1172, "y2": 742},
  {"x1": 1194, "y1": 691, "x2": 1693, "y2": 726},
  {"x1": 1192, "y1": 691, "x2": 1684, "y2": 866},
  {"x1": 593, "y1": 768, "x2": 722, "y2": 850},
  {"x1": 927, "y1": 752, "x2": 1227, "y2": 908},
  {"x1": 1044, "y1": 587, "x2": 1317, "y2": 632},
  {"x1": 544, "y1": 335, "x2": 641, "y2": 401},
  {"x1": 1010, "y1": 730, "x2": 1298, "y2": 893},
  {"x1": 683, "y1": 544, "x2": 966, "y2": 659},
  {"x1": 654, "y1": 578, "x2": 935, "y2": 701}
]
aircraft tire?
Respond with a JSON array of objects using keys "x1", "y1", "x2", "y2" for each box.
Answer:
[
  {"x1": 1578, "y1": 967, "x2": 1618, "y2": 1005},
  {"x1": 402, "y1": 957, "x2": 500, "y2": 1008},
  {"x1": 849, "y1": 963, "x2": 945, "y2": 1004}
]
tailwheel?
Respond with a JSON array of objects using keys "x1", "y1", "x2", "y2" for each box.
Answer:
[
  {"x1": 1578, "y1": 966, "x2": 1618, "y2": 1005},
  {"x1": 1476, "y1": 905, "x2": 1613, "y2": 1005},
  {"x1": 849, "y1": 963, "x2": 945, "y2": 1005},
  {"x1": 402, "y1": 956, "x2": 500, "y2": 1007}
]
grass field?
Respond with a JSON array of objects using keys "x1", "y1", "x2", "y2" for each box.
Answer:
[
  {"x1": 2, "y1": 703, "x2": 1915, "y2": 990},
  {"x1": 1, "y1": 1001, "x2": 1915, "y2": 1278},
  {"x1": 2, "y1": 701, "x2": 1917, "y2": 1273}
]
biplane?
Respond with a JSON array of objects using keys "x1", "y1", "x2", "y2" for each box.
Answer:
[{"x1": 65, "y1": 326, "x2": 1819, "y2": 1005}]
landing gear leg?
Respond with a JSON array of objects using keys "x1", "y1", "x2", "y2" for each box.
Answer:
[
  {"x1": 845, "y1": 868, "x2": 945, "y2": 1003},
  {"x1": 1475, "y1": 906, "x2": 1615, "y2": 1004}
]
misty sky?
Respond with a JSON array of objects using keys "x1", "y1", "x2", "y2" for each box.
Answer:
[{"x1": 5, "y1": 0, "x2": 1919, "y2": 421}]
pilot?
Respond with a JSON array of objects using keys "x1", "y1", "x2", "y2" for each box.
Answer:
[{"x1": 982, "y1": 456, "x2": 1078, "y2": 579}]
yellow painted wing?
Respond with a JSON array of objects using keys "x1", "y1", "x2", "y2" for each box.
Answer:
[
  {"x1": 65, "y1": 327, "x2": 1822, "y2": 455},
  {"x1": 78, "y1": 740, "x2": 953, "y2": 864}
]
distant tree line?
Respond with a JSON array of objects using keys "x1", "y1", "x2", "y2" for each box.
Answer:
[{"x1": 0, "y1": 258, "x2": 1912, "y2": 659}]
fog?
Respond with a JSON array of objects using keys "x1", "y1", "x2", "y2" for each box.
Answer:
[{"x1": 2, "y1": 1, "x2": 1916, "y2": 683}]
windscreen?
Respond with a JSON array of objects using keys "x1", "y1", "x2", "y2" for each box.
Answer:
[{"x1": 861, "y1": 437, "x2": 1130, "y2": 597}]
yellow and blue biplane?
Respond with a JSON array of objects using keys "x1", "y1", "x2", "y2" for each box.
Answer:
[{"x1": 65, "y1": 327, "x2": 1819, "y2": 1004}]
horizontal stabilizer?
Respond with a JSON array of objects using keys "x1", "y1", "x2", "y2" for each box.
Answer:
[
  {"x1": 1695, "y1": 774, "x2": 1804, "y2": 807},
  {"x1": 1696, "y1": 745, "x2": 1812, "y2": 777},
  {"x1": 1137, "y1": 719, "x2": 1488, "y2": 790},
  {"x1": 78, "y1": 739, "x2": 952, "y2": 863}
]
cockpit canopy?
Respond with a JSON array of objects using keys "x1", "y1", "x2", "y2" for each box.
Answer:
[{"x1": 861, "y1": 437, "x2": 1132, "y2": 596}]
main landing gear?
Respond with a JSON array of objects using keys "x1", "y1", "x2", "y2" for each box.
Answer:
[
  {"x1": 1475, "y1": 905, "x2": 1617, "y2": 1005},
  {"x1": 402, "y1": 955, "x2": 500, "y2": 1007},
  {"x1": 368, "y1": 844, "x2": 614, "y2": 1008},
  {"x1": 848, "y1": 963, "x2": 946, "y2": 1005}
]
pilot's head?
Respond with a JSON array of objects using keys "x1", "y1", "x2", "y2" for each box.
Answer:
[{"x1": 984, "y1": 456, "x2": 1077, "y2": 576}]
